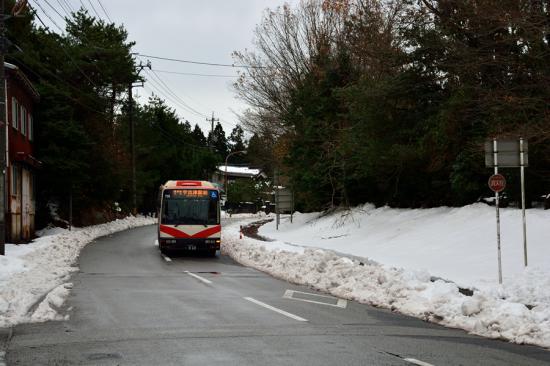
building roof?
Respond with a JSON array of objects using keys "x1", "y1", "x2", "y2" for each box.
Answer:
[
  {"x1": 5, "y1": 62, "x2": 40, "y2": 102},
  {"x1": 216, "y1": 165, "x2": 263, "y2": 178}
]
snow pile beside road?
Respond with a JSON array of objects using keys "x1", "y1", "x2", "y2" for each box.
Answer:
[
  {"x1": 258, "y1": 204, "x2": 550, "y2": 290},
  {"x1": 221, "y1": 209, "x2": 550, "y2": 348},
  {"x1": 0, "y1": 216, "x2": 156, "y2": 327}
]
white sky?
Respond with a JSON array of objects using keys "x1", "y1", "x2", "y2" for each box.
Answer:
[{"x1": 32, "y1": 0, "x2": 298, "y2": 135}]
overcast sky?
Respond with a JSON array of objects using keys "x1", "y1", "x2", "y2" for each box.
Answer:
[{"x1": 33, "y1": 0, "x2": 298, "y2": 134}]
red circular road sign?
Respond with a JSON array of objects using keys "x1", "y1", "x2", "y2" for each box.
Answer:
[{"x1": 488, "y1": 174, "x2": 506, "y2": 193}]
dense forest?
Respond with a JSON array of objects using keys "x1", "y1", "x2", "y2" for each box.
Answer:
[
  {"x1": 234, "y1": 0, "x2": 550, "y2": 211},
  {"x1": 5, "y1": 2, "x2": 247, "y2": 226}
]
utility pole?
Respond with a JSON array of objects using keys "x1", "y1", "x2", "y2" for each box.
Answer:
[
  {"x1": 128, "y1": 83, "x2": 135, "y2": 214},
  {"x1": 206, "y1": 111, "x2": 219, "y2": 140},
  {"x1": 0, "y1": 0, "x2": 6, "y2": 255},
  {"x1": 128, "y1": 60, "x2": 150, "y2": 215}
]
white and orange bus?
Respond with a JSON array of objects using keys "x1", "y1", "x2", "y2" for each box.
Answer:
[{"x1": 158, "y1": 180, "x2": 221, "y2": 256}]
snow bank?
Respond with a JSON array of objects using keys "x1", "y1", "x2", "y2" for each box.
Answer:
[
  {"x1": 0, "y1": 216, "x2": 156, "y2": 327},
  {"x1": 259, "y1": 204, "x2": 550, "y2": 291},
  {"x1": 222, "y1": 206, "x2": 550, "y2": 348}
]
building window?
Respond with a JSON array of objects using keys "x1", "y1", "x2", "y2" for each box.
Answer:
[
  {"x1": 11, "y1": 97, "x2": 18, "y2": 129},
  {"x1": 21, "y1": 106, "x2": 27, "y2": 136},
  {"x1": 12, "y1": 165, "x2": 18, "y2": 196},
  {"x1": 29, "y1": 114, "x2": 33, "y2": 141}
]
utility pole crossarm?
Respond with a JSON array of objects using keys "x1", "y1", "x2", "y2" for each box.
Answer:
[{"x1": 206, "y1": 111, "x2": 219, "y2": 139}]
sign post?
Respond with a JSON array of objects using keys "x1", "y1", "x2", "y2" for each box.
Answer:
[
  {"x1": 520, "y1": 138, "x2": 527, "y2": 267},
  {"x1": 275, "y1": 187, "x2": 294, "y2": 230},
  {"x1": 491, "y1": 139, "x2": 503, "y2": 285},
  {"x1": 485, "y1": 138, "x2": 529, "y2": 283}
]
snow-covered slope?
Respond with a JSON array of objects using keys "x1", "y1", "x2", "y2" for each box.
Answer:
[{"x1": 259, "y1": 204, "x2": 550, "y2": 293}]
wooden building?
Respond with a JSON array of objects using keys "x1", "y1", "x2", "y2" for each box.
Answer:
[{"x1": 5, "y1": 62, "x2": 40, "y2": 243}]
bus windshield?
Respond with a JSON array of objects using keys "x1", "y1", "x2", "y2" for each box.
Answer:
[{"x1": 161, "y1": 189, "x2": 219, "y2": 226}]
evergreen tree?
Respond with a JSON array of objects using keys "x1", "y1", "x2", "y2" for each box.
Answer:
[
  {"x1": 191, "y1": 124, "x2": 207, "y2": 146},
  {"x1": 228, "y1": 125, "x2": 247, "y2": 165},
  {"x1": 207, "y1": 122, "x2": 229, "y2": 160}
]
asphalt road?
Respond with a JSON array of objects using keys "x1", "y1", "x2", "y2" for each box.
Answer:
[{"x1": 4, "y1": 223, "x2": 550, "y2": 366}]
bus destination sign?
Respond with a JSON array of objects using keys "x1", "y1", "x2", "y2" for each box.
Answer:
[{"x1": 170, "y1": 189, "x2": 209, "y2": 198}]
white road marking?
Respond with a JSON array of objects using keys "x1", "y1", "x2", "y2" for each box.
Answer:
[
  {"x1": 283, "y1": 289, "x2": 347, "y2": 308},
  {"x1": 184, "y1": 271, "x2": 212, "y2": 284},
  {"x1": 404, "y1": 358, "x2": 436, "y2": 366},
  {"x1": 162, "y1": 255, "x2": 172, "y2": 262},
  {"x1": 244, "y1": 297, "x2": 308, "y2": 322}
]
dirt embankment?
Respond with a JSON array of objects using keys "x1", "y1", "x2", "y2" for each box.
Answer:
[{"x1": 240, "y1": 219, "x2": 274, "y2": 242}]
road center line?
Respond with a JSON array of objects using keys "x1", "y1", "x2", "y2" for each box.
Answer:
[
  {"x1": 162, "y1": 255, "x2": 172, "y2": 262},
  {"x1": 244, "y1": 297, "x2": 308, "y2": 322},
  {"x1": 404, "y1": 358, "x2": 435, "y2": 366},
  {"x1": 185, "y1": 271, "x2": 212, "y2": 284}
]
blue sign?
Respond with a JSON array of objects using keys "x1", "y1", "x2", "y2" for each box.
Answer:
[{"x1": 210, "y1": 191, "x2": 218, "y2": 199}]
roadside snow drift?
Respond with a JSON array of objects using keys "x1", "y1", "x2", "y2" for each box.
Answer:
[
  {"x1": 0, "y1": 216, "x2": 156, "y2": 327},
  {"x1": 222, "y1": 205, "x2": 550, "y2": 349}
]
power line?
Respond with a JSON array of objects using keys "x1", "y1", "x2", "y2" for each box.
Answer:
[
  {"x1": 44, "y1": 0, "x2": 73, "y2": 27},
  {"x1": 10, "y1": 54, "x2": 109, "y2": 117},
  {"x1": 86, "y1": 0, "x2": 101, "y2": 19},
  {"x1": 143, "y1": 82, "x2": 236, "y2": 135},
  {"x1": 30, "y1": 1, "x2": 112, "y2": 85},
  {"x1": 145, "y1": 70, "x2": 238, "y2": 131},
  {"x1": 153, "y1": 122, "x2": 212, "y2": 151},
  {"x1": 28, "y1": 4, "x2": 99, "y2": 88},
  {"x1": 135, "y1": 53, "x2": 265, "y2": 69},
  {"x1": 61, "y1": 0, "x2": 74, "y2": 12},
  {"x1": 143, "y1": 74, "x2": 206, "y2": 120},
  {"x1": 143, "y1": 77, "x2": 198, "y2": 116},
  {"x1": 96, "y1": 0, "x2": 112, "y2": 22},
  {"x1": 54, "y1": 0, "x2": 72, "y2": 16},
  {"x1": 152, "y1": 68, "x2": 238, "y2": 78},
  {"x1": 78, "y1": 0, "x2": 89, "y2": 13},
  {"x1": 147, "y1": 68, "x2": 208, "y2": 118},
  {"x1": 29, "y1": 0, "x2": 65, "y2": 33}
]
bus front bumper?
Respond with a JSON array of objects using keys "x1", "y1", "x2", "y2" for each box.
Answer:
[{"x1": 159, "y1": 238, "x2": 221, "y2": 251}]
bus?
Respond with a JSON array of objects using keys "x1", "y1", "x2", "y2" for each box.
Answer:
[{"x1": 157, "y1": 180, "x2": 221, "y2": 256}]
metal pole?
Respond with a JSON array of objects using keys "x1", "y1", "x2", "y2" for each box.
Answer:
[
  {"x1": 275, "y1": 169, "x2": 279, "y2": 230},
  {"x1": 0, "y1": 0, "x2": 6, "y2": 255},
  {"x1": 290, "y1": 190, "x2": 294, "y2": 224},
  {"x1": 520, "y1": 138, "x2": 527, "y2": 267},
  {"x1": 493, "y1": 138, "x2": 502, "y2": 284},
  {"x1": 224, "y1": 154, "x2": 228, "y2": 202}
]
